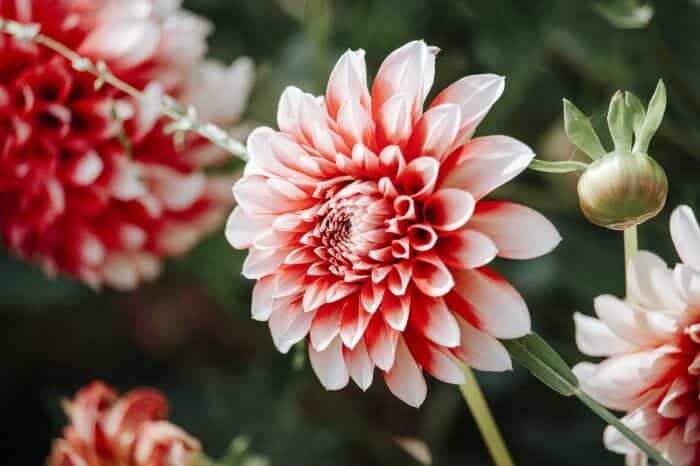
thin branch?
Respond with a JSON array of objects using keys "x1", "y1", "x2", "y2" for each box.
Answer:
[{"x1": 0, "y1": 17, "x2": 248, "y2": 161}]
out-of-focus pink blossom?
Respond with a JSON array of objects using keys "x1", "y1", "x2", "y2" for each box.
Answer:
[
  {"x1": 227, "y1": 40, "x2": 561, "y2": 406},
  {"x1": 0, "y1": 0, "x2": 254, "y2": 289},
  {"x1": 46, "y1": 381, "x2": 200, "y2": 466},
  {"x1": 574, "y1": 205, "x2": 700, "y2": 466}
]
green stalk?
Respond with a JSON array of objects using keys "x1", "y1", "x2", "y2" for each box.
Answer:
[
  {"x1": 459, "y1": 366, "x2": 515, "y2": 466},
  {"x1": 623, "y1": 225, "x2": 638, "y2": 298}
]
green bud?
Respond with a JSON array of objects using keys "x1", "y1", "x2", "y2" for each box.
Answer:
[
  {"x1": 555, "y1": 80, "x2": 669, "y2": 230},
  {"x1": 577, "y1": 150, "x2": 667, "y2": 230}
]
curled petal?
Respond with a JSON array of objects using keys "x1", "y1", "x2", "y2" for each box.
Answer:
[
  {"x1": 412, "y1": 252, "x2": 454, "y2": 297},
  {"x1": 424, "y1": 188, "x2": 475, "y2": 231},
  {"x1": 437, "y1": 229, "x2": 497, "y2": 269}
]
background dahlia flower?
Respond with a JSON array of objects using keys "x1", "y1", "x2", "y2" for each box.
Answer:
[
  {"x1": 47, "y1": 381, "x2": 200, "y2": 466},
  {"x1": 227, "y1": 40, "x2": 561, "y2": 407},
  {"x1": 0, "y1": 0, "x2": 254, "y2": 289},
  {"x1": 574, "y1": 205, "x2": 700, "y2": 466}
]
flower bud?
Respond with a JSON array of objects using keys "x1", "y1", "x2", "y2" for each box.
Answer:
[{"x1": 577, "y1": 150, "x2": 667, "y2": 230}]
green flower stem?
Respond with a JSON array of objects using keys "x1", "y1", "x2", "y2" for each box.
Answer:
[
  {"x1": 529, "y1": 159, "x2": 589, "y2": 173},
  {"x1": 624, "y1": 225, "x2": 638, "y2": 298},
  {"x1": 459, "y1": 365, "x2": 515, "y2": 466}
]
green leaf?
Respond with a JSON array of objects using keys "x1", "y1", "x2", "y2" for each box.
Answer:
[
  {"x1": 634, "y1": 79, "x2": 667, "y2": 153},
  {"x1": 529, "y1": 159, "x2": 589, "y2": 174},
  {"x1": 562, "y1": 99, "x2": 606, "y2": 160},
  {"x1": 504, "y1": 333, "x2": 673, "y2": 466},
  {"x1": 593, "y1": 0, "x2": 654, "y2": 29},
  {"x1": 624, "y1": 91, "x2": 646, "y2": 142},
  {"x1": 607, "y1": 90, "x2": 633, "y2": 152},
  {"x1": 501, "y1": 333, "x2": 579, "y2": 396}
]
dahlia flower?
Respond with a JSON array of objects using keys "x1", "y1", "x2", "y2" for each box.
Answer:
[
  {"x1": 0, "y1": 0, "x2": 254, "y2": 289},
  {"x1": 226, "y1": 40, "x2": 561, "y2": 406},
  {"x1": 574, "y1": 205, "x2": 700, "y2": 466},
  {"x1": 46, "y1": 381, "x2": 200, "y2": 466}
]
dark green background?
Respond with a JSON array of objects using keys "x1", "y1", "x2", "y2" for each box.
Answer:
[{"x1": 2, "y1": 1, "x2": 699, "y2": 465}]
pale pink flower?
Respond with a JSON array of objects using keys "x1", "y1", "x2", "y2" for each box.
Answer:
[
  {"x1": 226, "y1": 41, "x2": 561, "y2": 406},
  {"x1": 46, "y1": 381, "x2": 201, "y2": 466},
  {"x1": 574, "y1": 205, "x2": 700, "y2": 466},
  {"x1": 0, "y1": 0, "x2": 254, "y2": 289}
]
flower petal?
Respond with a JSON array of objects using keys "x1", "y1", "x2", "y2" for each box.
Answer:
[
  {"x1": 469, "y1": 201, "x2": 561, "y2": 259},
  {"x1": 573, "y1": 312, "x2": 636, "y2": 357},
  {"x1": 424, "y1": 188, "x2": 475, "y2": 231},
  {"x1": 410, "y1": 294, "x2": 460, "y2": 348},
  {"x1": 372, "y1": 40, "x2": 435, "y2": 124},
  {"x1": 440, "y1": 136, "x2": 534, "y2": 199},
  {"x1": 452, "y1": 316, "x2": 512, "y2": 371},
  {"x1": 225, "y1": 207, "x2": 274, "y2": 249},
  {"x1": 437, "y1": 229, "x2": 497, "y2": 269},
  {"x1": 429, "y1": 74, "x2": 505, "y2": 148},
  {"x1": 343, "y1": 338, "x2": 374, "y2": 391},
  {"x1": 447, "y1": 268, "x2": 530, "y2": 339},
  {"x1": 309, "y1": 336, "x2": 350, "y2": 390},
  {"x1": 310, "y1": 303, "x2": 342, "y2": 351},
  {"x1": 383, "y1": 337, "x2": 427, "y2": 407},
  {"x1": 326, "y1": 49, "x2": 370, "y2": 119},
  {"x1": 671, "y1": 205, "x2": 700, "y2": 272},
  {"x1": 405, "y1": 330, "x2": 465, "y2": 384},
  {"x1": 405, "y1": 104, "x2": 461, "y2": 161},
  {"x1": 365, "y1": 314, "x2": 399, "y2": 371}
]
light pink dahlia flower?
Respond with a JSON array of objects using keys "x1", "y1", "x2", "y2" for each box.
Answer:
[
  {"x1": 574, "y1": 205, "x2": 700, "y2": 465},
  {"x1": 227, "y1": 40, "x2": 561, "y2": 407},
  {"x1": 47, "y1": 381, "x2": 200, "y2": 466},
  {"x1": 0, "y1": 0, "x2": 254, "y2": 289}
]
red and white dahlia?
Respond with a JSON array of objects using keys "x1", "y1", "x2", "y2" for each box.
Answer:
[
  {"x1": 0, "y1": 0, "x2": 254, "y2": 289},
  {"x1": 574, "y1": 205, "x2": 700, "y2": 466},
  {"x1": 227, "y1": 41, "x2": 561, "y2": 406},
  {"x1": 47, "y1": 381, "x2": 200, "y2": 466}
]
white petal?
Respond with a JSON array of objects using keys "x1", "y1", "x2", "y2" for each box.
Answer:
[
  {"x1": 671, "y1": 205, "x2": 700, "y2": 272},
  {"x1": 468, "y1": 201, "x2": 561, "y2": 259},
  {"x1": 429, "y1": 74, "x2": 505, "y2": 148},
  {"x1": 452, "y1": 316, "x2": 512, "y2": 371},
  {"x1": 449, "y1": 268, "x2": 530, "y2": 339},
  {"x1": 383, "y1": 337, "x2": 427, "y2": 407},
  {"x1": 573, "y1": 312, "x2": 635, "y2": 357},
  {"x1": 440, "y1": 136, "x2": 534, "y2": 199},
  {"x1": 343, "y1": 339, "x2": 374, "y2": 391},
  {"x1": 309, "y1": 336, "x2": 350, "y2": 391},
  {"x1": 225, "y1": 207, "x2": 274, "y2": 249}
]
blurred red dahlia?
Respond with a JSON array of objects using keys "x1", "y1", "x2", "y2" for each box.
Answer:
[
  {"x1": 226, "y1": 41, "x2": 561, "y2": 406},
  {"x1": 47, "y1": 381, "x2": 200, "y2": 466},
  {"x1": 0, "y1": 0, "x2": 254, "y2": 289}
]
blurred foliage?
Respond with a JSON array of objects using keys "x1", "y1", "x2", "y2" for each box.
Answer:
[{"x1": 3, "y1": 1, "x2": 700, "y2": 465}]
